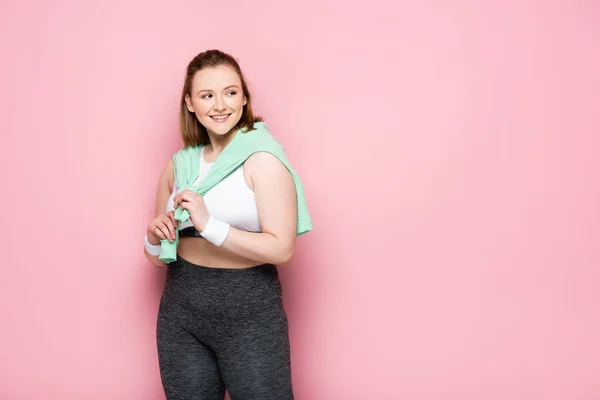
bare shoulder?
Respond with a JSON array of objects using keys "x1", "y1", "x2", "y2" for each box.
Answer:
[
  {"x1": 244, "y1": 151, "x2": 294, "y2": 186},
  {"x1": 245, "y1": 152, "x2": 295, "y2": 203},
  {"x1": 244, "y1": 151, "x2": 288, "y2": 174},
  {"x1": 243, "y1": 152, "x2": 293, "y2": 195}
]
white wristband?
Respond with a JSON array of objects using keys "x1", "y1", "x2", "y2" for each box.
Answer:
[
  {"x1": 144, "y1": 234, "x2": 162, "y2": 256},
  {"x1": 201, "y1": 216, "x2": 230, "y2": 246}
]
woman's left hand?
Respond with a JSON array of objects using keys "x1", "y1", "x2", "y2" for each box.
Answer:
[{"x1": 172, "y1": 190, "x2": 210, "y2": 232}]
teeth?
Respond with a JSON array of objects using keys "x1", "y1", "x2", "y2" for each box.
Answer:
[{"x1": 212, "y1": 115, "x2": 228, "y2": 120}]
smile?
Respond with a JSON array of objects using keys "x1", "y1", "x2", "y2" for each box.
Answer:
[{"x1": 210, "y1": 114, "x2": 231, "y2": 122}]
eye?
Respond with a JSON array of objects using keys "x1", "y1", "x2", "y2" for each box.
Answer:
[
  {"x1": 226, "y1": 91, "x2": 237, "y2": 96},
  {"x1": 201, "y1": 93, "x2": 212, "y2": 99}
]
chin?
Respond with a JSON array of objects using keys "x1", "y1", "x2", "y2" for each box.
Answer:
[
  {"x1": 205, "y1": 117, "x2": 242, "y2": 136},
  {"x1": 211, "y1": 123, "x2": 236, "y2": 136}
]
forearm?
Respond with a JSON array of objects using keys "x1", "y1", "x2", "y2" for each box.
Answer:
[
  {"x1": 219, "y1": 227, "x2": 294, "y2": 266},
  {"x1": 144, "y1": 249, "x2": 167, "y2": 268}
]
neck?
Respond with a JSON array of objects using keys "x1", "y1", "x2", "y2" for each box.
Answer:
[{"x1": 205, "y1": 127, "x2": 238, "y2": 157}]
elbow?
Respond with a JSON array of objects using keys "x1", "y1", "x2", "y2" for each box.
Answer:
[
  {"x1": 144, "y1": 250, "x2": 167, "y2": 268},
  {"x1": 274, "y1": 245, "x2": 295, "y2": 266},
  {"x1": 149, "y1": 258, "x2": 167, "y2": 268},
  {"x1": 278, "y1": 253, "x2": 293, "y2": 266}
]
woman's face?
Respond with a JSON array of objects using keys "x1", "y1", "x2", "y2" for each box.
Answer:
[{"x1": 185, "y1": 65, "x2": 247, "y2": 137}]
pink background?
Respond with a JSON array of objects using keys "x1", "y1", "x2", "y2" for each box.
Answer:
[{"x1": 1, "y1": 0, "x2": 599, "y2": 399}]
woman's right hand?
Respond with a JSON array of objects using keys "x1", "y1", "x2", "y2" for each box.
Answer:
[{"x1": 147, "y1": 211, "x2": 177, "y2": 244}]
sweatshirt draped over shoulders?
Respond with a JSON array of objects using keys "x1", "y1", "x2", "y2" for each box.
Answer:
[{"x1": 159, "y1": 121, "x2": 312, "y2": 263}]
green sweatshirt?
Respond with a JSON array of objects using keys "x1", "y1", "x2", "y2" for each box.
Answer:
[{"x1": 159, "y1": 122, "x2": 312, "y2": 263}]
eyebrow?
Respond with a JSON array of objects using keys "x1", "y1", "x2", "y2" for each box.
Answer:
[{"x1": 197, "y1": 85, "x2": 241, "y2": 95}]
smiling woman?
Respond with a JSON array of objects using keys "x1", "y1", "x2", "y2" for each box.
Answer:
[
  {"x1": 142, "y1": 49, "x2": 312, "y2": 400},
  {"x1": 184, "y1": 67, "x2": 248, "y2": 139},
  {"x1": 178, "y1": 51, "x2": 263, "y2": 148}
]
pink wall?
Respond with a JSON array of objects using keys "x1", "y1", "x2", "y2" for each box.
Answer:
[{"x1": 1, "y1": 1, "x2": 599, "y2": 399}]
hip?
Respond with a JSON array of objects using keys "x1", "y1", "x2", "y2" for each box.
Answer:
[{"x1": 159, "y1": 255, "x2": 288, "y2": 339}]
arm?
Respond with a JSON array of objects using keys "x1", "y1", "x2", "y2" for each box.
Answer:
[
  {"x1": 219, "y1": 152, "x2": 298, "y2": 266},
  {"x1": 144, "y1": 159, "x2": 176, "y2": 268}
]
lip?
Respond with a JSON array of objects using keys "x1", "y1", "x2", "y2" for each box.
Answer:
[{"x1": 209, "y1": 114, "x2": 231, "y2": 123}]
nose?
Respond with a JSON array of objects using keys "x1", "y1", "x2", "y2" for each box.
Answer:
[{"x1": 213, "y1": 95, "x2": 226, "y2": 112}]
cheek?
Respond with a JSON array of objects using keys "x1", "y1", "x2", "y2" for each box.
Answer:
[
  {"x1": 227, "y1": 96, "x2": 246, "y2": 110},
  {"x1": 192, "y1": 99, "x2": 211, "y2": 114}
]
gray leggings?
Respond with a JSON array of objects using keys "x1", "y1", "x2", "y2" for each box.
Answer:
[{"x1": 156, "y1": 256, "x2": 294, "y2": 400}]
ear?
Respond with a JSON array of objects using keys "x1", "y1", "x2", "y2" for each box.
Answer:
[
  {"x1": 243, "y1": 95, "x2": 247, "y2": 106},
  {"x1": 184, "y1": 94, "x2": 194, "y2": 113}
]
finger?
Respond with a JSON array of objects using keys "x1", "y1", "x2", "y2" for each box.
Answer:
[
  {"x1": 169, "y1": 213, "x2": 178, "y2": 228},
  {"x1": 162, "y1": 216, "x2": 176, "y2": 241},
  {"x1": 175, "y1": 192, "x2": 189, "y2": 207},
  {"x1": 153, "y1": 220, "x2": 171, "y2": 241},
  {"x1": 153, "y1": 225, "x2": 167, "y2": 241},
  {"x1": 157, "y1": 222, "x2": 173, "y2": 242},
  {"x1": 179, "y1": 201, "x2": 192, "y2": 213},
  {"x1": 180, "y1": 198, "x2": 195, "y2": 207},
  {"x1": 181, "y1": 191, "x2": 199, "y2": 201}
]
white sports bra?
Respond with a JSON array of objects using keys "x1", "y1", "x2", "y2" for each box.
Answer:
[{"x1": 166, "y1": 147, "x2": 261, "y2": 233}]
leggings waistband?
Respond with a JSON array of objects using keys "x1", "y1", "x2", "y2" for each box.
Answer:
[{"x1": 172, "y1": 255, "x2": 276, "y2": 273}]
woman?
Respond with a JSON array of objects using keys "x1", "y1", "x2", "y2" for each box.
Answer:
[{"x1": 143, "y1": 49, "x2": 311, "y2": 399}]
